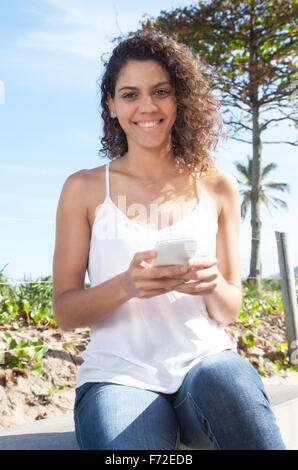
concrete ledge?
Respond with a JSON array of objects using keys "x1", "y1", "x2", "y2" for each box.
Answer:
[
  {"x1": 0, "y1": 384, "x2": 298, "y2": 450},
  {"x1": 0, "y1": 414, "x2": 79, "y2": 450}
]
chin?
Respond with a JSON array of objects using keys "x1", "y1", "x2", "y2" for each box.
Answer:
[{"x1": 128, "y1": 135, "x2": 171, "y2": 150}]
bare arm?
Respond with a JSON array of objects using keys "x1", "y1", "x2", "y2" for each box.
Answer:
[
  {"x1": 53, "y1": 273, "x2": 132, "y2": 331},
  {"x1": 52, "y1": 172, "x2": 131, "y2": 331},
  {"x1": 203, "y1": 172, "x2": 242, "y2": 327}
]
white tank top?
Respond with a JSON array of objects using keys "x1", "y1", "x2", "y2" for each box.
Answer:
[{"x1": 76, "y1": 161, "x2": 236, "y2": 393}]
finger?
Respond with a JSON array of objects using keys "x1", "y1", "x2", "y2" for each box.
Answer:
[
  {"x1": 142, "y1": 277, "x2": 188, "y2": 291},
  {"x1": 172, "y1": 266, "x2": 217, "y2": 283},
  {"x1": 133, "y1": 250, "x2": 157, "y2": 268},
  {"x1": 140, "y1": 279, "x2": 186, "y2": 298},
  {"x1": 170, "y1": 271, "x2": 191, "y2": 281},
  {"x1": 174, "y1": 281, "x2": 199, "y2": 291},
  {"x1": 187, "y1": 255, "x2": 218, "y2": 269},
  {"x1": 174, "y1": 280, "x2": 217, "y2": 294},
  {"x1": 190, "y1": 267, "x2": 218, "y2": 282},
  {"x1": 140, "y1": 288, "x2": 169, "y2": 298},
  {"x1": 149, "y1": 264, "x2": 189, "y2": 279}
]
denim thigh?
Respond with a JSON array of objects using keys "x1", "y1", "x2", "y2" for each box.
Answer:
[
  {"x1": 170, "y1": 350, "x2": 286, "y2": 450},
  {"x1": 171, "y1": 350, "x2": 286, "y2": 450},
  {"x1": 74, "y1": 381, "x2": 179, "y2": 450}
]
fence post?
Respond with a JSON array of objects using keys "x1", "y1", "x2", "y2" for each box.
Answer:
[{"x1": 275, "y1": 232, "x2": 298, "y2": 365}]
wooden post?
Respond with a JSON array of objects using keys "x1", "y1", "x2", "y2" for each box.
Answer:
[{"x1": 275, "y1": 232, "x2": 298, "y2": 365}]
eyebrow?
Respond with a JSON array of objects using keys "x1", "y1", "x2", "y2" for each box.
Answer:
[{"x1": 117, "y1": 81, "x2": 172, "y2": 93}]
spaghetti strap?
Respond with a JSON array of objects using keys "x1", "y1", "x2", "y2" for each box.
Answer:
[{"x1": 105, "y1": 162, "x2": 110, "y2": 199}]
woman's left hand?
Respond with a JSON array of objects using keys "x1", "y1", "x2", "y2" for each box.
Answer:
[{"x1": 172, "y1": 255, "x2": 220, "y2": 295}]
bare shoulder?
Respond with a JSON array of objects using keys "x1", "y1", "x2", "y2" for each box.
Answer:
[
  {"x1": 204, "y1": 167, "x2": 238, "y2": 192},
  {"x1": 65, "y1": 168, "x2": 93, "y2": 185},
  {"x1": 214, "y1": 169, "x2": 239, "y2": 207},
  {"x1": 63, "y1": 167, "x2": 103, "y2": 198},
  {"x1": 62, "y1": 168, "x2": 89, "y2": 193},
  {"x1": 57, "y1": 169, "x2": 95, "y2": 225},
  {"x1": 81, "y1": 165, "x2": 106, "y2": 200},
  {"x1": 79, "y1": 165, "x2": 106, "y2": 183},
  {"x1": 201, "y1": 167, "x2": 239, "y2": 219},
  {"x1": 68, "y1": 166, "x2": 107, "y2": 229}
]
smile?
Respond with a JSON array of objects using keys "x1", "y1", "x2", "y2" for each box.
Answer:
[{"x1": 134, "y1": 119, "x2": 164, "y2": 130}]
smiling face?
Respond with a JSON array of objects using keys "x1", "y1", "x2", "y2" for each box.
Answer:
[{"x1": 108, "y1": 60, "x2": 177, "y2": 152}]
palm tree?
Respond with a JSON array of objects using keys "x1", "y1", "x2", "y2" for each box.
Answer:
[{"x1": 234, "y1": 155, "x2": 290, "y2": 285}]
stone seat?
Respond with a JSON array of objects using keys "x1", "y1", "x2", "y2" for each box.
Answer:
[{"x1": 0, "y1": 383, "x2": 298, "y2": 450}]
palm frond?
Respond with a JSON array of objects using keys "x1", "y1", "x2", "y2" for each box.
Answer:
[
  {"x1": 261, "y1": 163, "x2": 277, "y2": 179},
  {"x1": 263, "y1": 182, "x2": 290, "y2": 192},
  {"x1": 234, "y1": 157, "x2": 290, "y2": 220}
]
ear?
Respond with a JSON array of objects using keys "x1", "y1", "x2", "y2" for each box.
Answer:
[{"x1": 107, "y1": 92, "x2": 116, "y2": 118}]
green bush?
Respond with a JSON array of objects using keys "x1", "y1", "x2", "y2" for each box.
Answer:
[{"x1": 261, "y1": 277, "x2": 281, "y2": 291}]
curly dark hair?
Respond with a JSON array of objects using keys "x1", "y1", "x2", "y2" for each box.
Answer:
[{"x1": 98, "y1": 29, "x2": 226, "y2": 177}]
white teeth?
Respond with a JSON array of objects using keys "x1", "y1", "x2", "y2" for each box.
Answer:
[{"x1": 138, "y1": 120, "x2": 160, "y2": 128}]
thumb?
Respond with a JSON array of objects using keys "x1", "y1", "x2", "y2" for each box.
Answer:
[{"x1": 134, "y1": 250, "x2": 157, "y2": 268}]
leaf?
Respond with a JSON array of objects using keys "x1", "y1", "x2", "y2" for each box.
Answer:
[
  {"x1": 275, "y1": 360, "x2": 282, "y2": 371},
  {"x1": 245, "y1": 330, "x2": 255, "y2": 347},
  {"x1": 3, "y1": 332, "x2": 17, "y2": 350},
  {"x1": 7, "y1": 355, "x2": 22, "y2": 368},
  {"x1": 22, "y1": 301, "x2": 30, "y2": 314},
  {"x1": 63, "y1": 340, "x2": 78, "y2": 350},
  {"x1": 31, "y1": 361, "x2": 44, "y2": 376},
  {"x1": 3, "y1": 331, "x2": 12, "y2": 341},
  {"x1": 13, "y1": 349, "x2": 25, "y2": 359}
]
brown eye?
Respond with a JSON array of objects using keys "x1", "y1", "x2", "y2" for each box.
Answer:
[
  {"x1": 155, "y1": 89, "x2": 170, "y2": 96},
  {"x1": 122, "y1": 92, "x2": 137, "y2": 99}
]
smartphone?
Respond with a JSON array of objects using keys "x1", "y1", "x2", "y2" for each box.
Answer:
[{"x1": 151, "y1": 238, "x2": 197, "y2": 267}]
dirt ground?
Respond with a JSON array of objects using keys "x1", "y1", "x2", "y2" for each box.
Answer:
[
  {"x1": 0, "y1": 302, "x2": 297, "y2": 430},
  {"x1": 0, "y1": 326, "x2": 89, "y2": 429}
]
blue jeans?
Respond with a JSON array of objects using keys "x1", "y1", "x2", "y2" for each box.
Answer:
[{"x1": 74, "y1": 350, "x2": 286, "y2": 450}]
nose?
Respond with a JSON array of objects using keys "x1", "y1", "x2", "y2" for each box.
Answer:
[{"x1": 138, "y1": 94, "x2": 158, "y2": 113}]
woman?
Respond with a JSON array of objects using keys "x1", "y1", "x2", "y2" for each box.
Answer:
[{"x1": 52, "y1": 30, "x2": 286, "y2": 450}]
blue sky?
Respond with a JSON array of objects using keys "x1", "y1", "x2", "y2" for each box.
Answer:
[{"x1": 0, "y1": 0, "x2": 297, "y2": 283}]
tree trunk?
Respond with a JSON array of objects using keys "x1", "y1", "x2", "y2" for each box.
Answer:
[
  {"x1": 247, "y1": 98, "x2": 262, "y2": 290},
  {"x1": 247, "y1": 2, "x2": 262, "y2": 291}
]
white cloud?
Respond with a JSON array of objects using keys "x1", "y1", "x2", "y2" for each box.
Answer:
[
  {"x1": 18, "y1": 30, "x2": 104, "y2": 61},
  {"x1": 10, "y1": 0, "x2": 185, "y2": 90},
  {"x1": 10, "y1": 1, "x2": 124, "y2": 92},
  {"x1": 17, "y1": 0, "x2": 119, "y2": 61}
]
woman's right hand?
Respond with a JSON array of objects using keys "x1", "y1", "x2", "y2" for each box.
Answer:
[{"x1": 124, "y1": 250, "x2": 189, "y2": 299}]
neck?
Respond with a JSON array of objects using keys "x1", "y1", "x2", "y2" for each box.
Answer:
[{"x1": 119, "y1": 138, "x2": 184, "y2": 182}]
